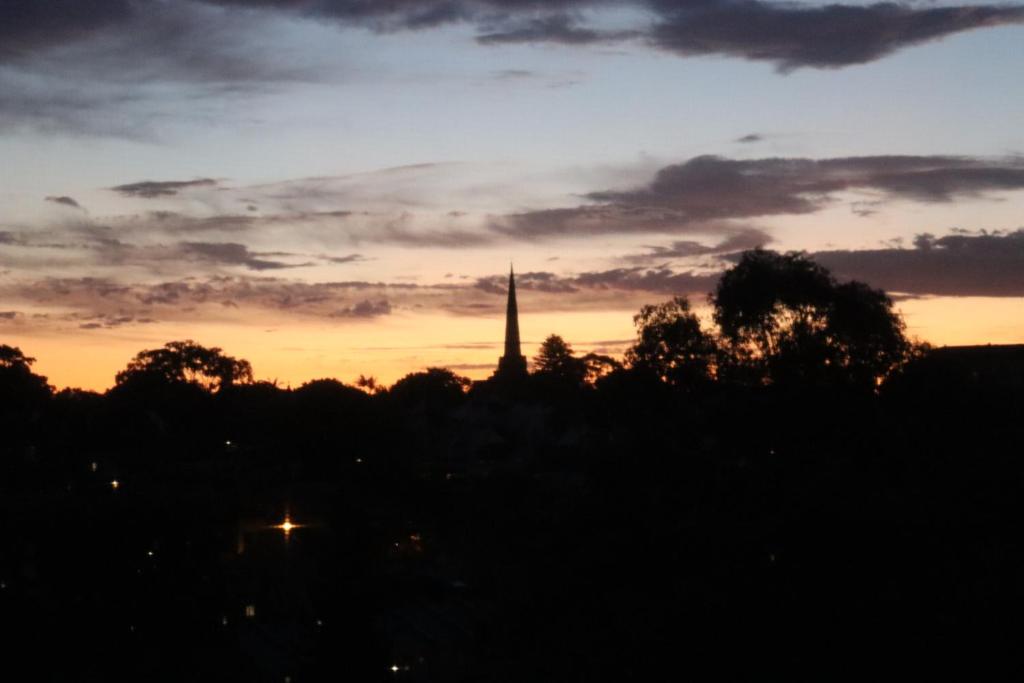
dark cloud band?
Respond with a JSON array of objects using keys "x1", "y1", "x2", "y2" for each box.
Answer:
[
  {"x1": 2, "y1": 0, "x2": 1020, "y2": 73},
  {"x1": 649, "y1": 1, "x2": 1024, "y2": 71},
  {"x1": 811, "y1": 230, "x2": 1024, "y2": 298},
  {"x1": 499, "y1": 155, "x2": 1024, "y2": 239}
]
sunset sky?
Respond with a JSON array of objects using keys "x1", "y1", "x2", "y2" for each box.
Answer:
[{"x1": 2, "y1": 0, "x2": 1023, "y2": 390}]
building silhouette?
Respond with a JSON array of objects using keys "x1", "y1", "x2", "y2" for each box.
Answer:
[{"x1": 494, "y1": 266, "x2": 528, "y2": 379}]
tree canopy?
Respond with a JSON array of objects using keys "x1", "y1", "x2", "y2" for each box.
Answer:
[
  {"x1": 0, "y1": 344, "x2": 52, "y2": 407},
  {"x1": 712, "y1": 249, "x2": 912, "y2": 388},
  {"x1": 389, "y1": 367, "x2": 471, "y2": 408},
  {"x1": 534, "y1": 335, "x2": 585, "y2": 384},
  {"x1": 114, "y1": 340, "x2": 253, "y2": 392},
  {"x1": 1, "y1": 344, "x2": 38, "y2": 372},
  {"x1": 625, "y1": 296, "x2": 716, "y2": 386}
]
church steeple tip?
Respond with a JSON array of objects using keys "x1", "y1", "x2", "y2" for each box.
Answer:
[{"x1": 495, "y1": 263, "x2": 527, "y2": 379}]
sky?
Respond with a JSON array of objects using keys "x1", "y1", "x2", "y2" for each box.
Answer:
[{"x1": 2, "y1": 0, "x2": 1023, "y2": 390}]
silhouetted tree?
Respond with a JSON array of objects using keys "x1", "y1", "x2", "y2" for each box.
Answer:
[
  {"x1": 625, "y1": 296, "x2": 716, "y2": 386},
  {"x1": 713, "y1": 249, "x2": 912, "y2": 389},
  {"x1": 114, "y1": 340, "x2": 253, "y2": 392},
  {"x1": 533, "y1": 334, "x2": 586, "y2": 384},
  {"x1": 356, "y1": 374, "x2": 383, "y2": 394},
  {"x1": 291, "y1": 378, "x2": 374, "y2": 469},
  {"x1": 0, "y1": 344, "x2": 34, "y2": 369},
  {"x1": 580, "y1": 352, "x2": 622, "y2": 385},
  {"x1": 0, "y1": 343, "x2": 52, "y2": 408},
  {"x1": 389, "y1": 367, "x2": 470, "y2": 409}
]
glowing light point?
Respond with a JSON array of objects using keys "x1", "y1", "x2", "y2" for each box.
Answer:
[
  {"x1": 390, "y1": 665, "x2": 400, "y2": 673},
  {"x1": 110, "y1": 479, "x2": 120, "y2": 490},
  {"x1": 272, "y1": 513, "x2": 304, "y2": 539},
  {"x1": 90, "y1": 461, "x2": 98, "y2": 472}
]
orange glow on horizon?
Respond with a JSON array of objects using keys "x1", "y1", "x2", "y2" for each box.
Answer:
[{"x1": 3, "y1": 298, "x2": 1021, "y2": 392}]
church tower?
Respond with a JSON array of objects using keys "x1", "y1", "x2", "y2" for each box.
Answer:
[{"x1": 495, "y1": 265, "x2": 528, "y2": 378}]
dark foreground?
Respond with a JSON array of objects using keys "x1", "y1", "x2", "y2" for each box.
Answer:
[{"x1": 2, "y1": 354, "x2": 1023, "y2": 681}]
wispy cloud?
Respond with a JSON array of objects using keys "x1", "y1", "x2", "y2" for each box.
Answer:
[
  {"x1": 180, "y1": 241, "x2": 311, "y2": 271},
  {"x1": 45, "y1": 195, "x2": 83, "y2": 209},
  {"x1": 0, "y1": 259, "x2": 726, "y2": 333},
  {"x1": 476, "y1": 14, "x2": 639, "y2": 45},
  {"x1": 111, "y1": 179, "x2": 219, "y2": 198},
  {"x1": 624, "y1": 227, "x2": 773, "y2": 262},
  {"x1": 332, "y1": 298, "x2": 393, "y2": 318}
]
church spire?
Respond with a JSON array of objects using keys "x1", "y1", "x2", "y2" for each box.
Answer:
[{"x1": 495, "y1": 264, "x2": 527, "y2": 378}]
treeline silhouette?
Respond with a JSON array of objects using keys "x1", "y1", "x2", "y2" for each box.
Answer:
[{"x1": 2, "y1": 250, "x2": 1022, "y2": 681}]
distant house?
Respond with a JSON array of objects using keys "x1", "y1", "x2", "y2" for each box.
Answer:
[{"x1": 924, "y1": 344, "x2": 1024, "y2": 387}]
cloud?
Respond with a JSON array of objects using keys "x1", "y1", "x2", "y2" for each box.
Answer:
[
  {"x1": 204, "y1": 0, "x2": 604, "y2": 31},
  {"x1": 0, "y1": 73, "x2": 155, "y2": 137},
  {"x1": 318, "y1": 253, "x2": 366, "y2": 264},
  {"x1": 570, "y1": 266, "x2": 718, "y2": 294},
  {"x1": 74, "y1": 313, "x2": 156, "y2": 330},
  {"x1": 0, "y1": 0, "x2": 134, "y2": 57},
  {"x1": 0, "y1": 221, "x2": 317, "y2": 273},
  {"x1": 492, "y1": 69, "x2": 536, "y2": 80},
  {"x1": 0, "y1": 1, "x2": 325, "y2": 135},
  {"x1": 0, "y1": 1, "x2": 320, "y2": 81},
  {"x1": 333, "y1": 298, "x2": 392, "y2": 318},
  {"x1": 626, "y1": 227, "x2": 772, "y2": 261},
  {"x1": 1, "y1": 0, "x2": 1017, "y2": 88},
  {"x1": 205, "y1": 0, "x2": 1024, "y2": 70},
  {"x1": 0, "y1": 257, "x2": 728, "y2": 333},
  {"x1": 179, "y1": 241, "x2": 310, "y2": 270},
  {"x1": 8, "y1": 155, "x2": 1024, "y2": 276},
  {"x1": 2, "y1": 0, "x2": 1020, "y2": 137},
  {"x1": 498, "y1": 155, "x2": 1024, "y2": 239},
  {"x1": 445, "y1": 362, "x2": 499, "y2": 371},
  {"x1": 17, "y1": 154, "x2": 1016, "y2": 266},
  {"x1": 0, "y1": 275, "x2": 421, "y2": 323},
  {"x1": 648, "y1": 1, "x2": 1024, "y2": 71},
  {"x1": 590, "y1": 155, "x2": 1024, "y2": 208},
  {"x1": 475, "y1": 271, "x2": 580, "y2": 295},
  {"x1": 476, "y1": 14, "x2": 638, "y2": 45},
  {"x1": 493, "y1": 204, "x2": 699, "y2": 239},
  {"x1": 810, "y1": 229, "x2": 1024, "y2": 297},
  {"x1": 736, "y1": 133, "x2": 762, "y2": 143},
  {"x1": 105, "y1": 164, "x2": 498, "y2": 247},
  {"x1": 110, "y1": 178, "x2": 219, "y2": 198},
  {"x1": 475, "y1": 266, "x2": 719, "y2": 297},
  {"x1": 45, "y1": 195, "x2": 82, "y2": 209}
]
